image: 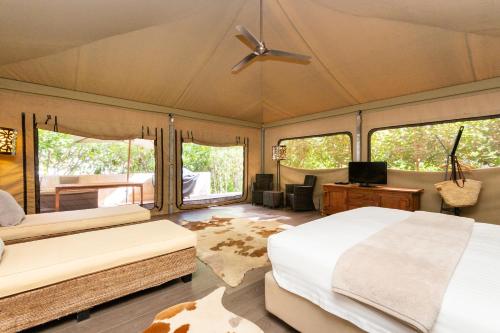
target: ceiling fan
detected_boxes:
[232,0,311,73]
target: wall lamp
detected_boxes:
[0,127,18,156]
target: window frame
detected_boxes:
[367,114,500,169]
[34,128,158,211]
[178,140,248,208]
[277,131,354,170]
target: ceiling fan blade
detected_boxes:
[236,25,262,49]
[266,49,311,62]
[232,52,259,73]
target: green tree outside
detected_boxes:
[280,134,352,169]
[38,130,155,175]
[370,118,499,171]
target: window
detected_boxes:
[37,129,156,212]
[369,117,499,171]
[181,142,244,203]
[279,133,352,170]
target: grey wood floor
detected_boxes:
[27,204,321,333]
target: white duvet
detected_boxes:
[268,207,500,333]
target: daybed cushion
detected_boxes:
[0,220,196,298]
[0,190,25,227]
[0,204,150,242]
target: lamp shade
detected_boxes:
[0,127,17,155]
[272,145,287,161]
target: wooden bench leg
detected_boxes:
[180,273,193,283]
[76,310,90,322]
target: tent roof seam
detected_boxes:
[276,0,360,104]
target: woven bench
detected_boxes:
[0,220,197,332]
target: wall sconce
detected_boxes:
[272,145,287,189]
[0,127,17,155]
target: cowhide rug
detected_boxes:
[182,216,290,287]
[143,287,263,333]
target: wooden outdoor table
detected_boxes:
[54,182,144,211]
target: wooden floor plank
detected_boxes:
[25,204,320,333]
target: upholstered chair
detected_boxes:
[251,174,274,205]
[285,175,317,211]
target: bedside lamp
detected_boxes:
[272,145,287,190]
[0,127,17,156]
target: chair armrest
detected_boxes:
[294,186,314,198]
[291,186,315,211]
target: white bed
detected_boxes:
[268,207,500,333]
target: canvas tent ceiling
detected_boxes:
[0,0,499,124]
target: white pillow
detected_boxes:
[0,190,25,227]
[0,238,4,260]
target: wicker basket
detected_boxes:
[435,179,482,208]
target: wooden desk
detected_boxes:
[322,184,423,215]
[54,182,144,211]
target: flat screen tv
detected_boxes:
[349,161,387,186]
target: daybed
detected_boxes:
[0,204,151,244]
[266,207,500,333]
[0,220,197,333]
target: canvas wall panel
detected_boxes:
[280,166,348,211]
[387,168,500,225]
[362,89,500,224]
[0,89,170,215]
[264,113,357,208]
[0,105,33,212]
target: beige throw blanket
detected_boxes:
[332,211,474,333]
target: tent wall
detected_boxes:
[0,90,262,215]
[265,90,500,225]
[0,89,170,215]
[363,89,500,224]
[1,86,498,224]
[0,100,31,212]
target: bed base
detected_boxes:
[265,271,365,333]
[0,247,196,333]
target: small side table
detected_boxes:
[263,191,283,209]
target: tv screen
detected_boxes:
[349,162,387,185]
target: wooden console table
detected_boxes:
[54,182,144,211]
[322,184,423,215]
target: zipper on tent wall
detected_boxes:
[261,128,265,173]
[168,114,175,214]
[32,115,40,213]
[21,113,27,213]
[355,111,362,161]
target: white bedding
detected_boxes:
[268,207,500,333]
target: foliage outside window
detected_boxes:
[182,143,244,196]
[279,133,352,170]
[370,117,499,171]
[38,129,155,176]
